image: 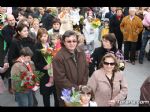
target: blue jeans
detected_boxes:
[15,90,33,107]
[139,30,150,61]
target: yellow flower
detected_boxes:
[91,18,101,29]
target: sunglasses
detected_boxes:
[65,40,77,43]
[103,62,115,66]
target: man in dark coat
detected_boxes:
[105,7,116,20]
[52,30,89,106]
[139,76,150,107]
[1,14,16,53]
[109,8,124,51]
[34,7,54,30]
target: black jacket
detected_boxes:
[34,12,54,30]
[8,37,35,66]
[34,42,55,96]
[109,14,123,38]
[1,24,16,51]
[89,46,117,77]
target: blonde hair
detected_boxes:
[31,18,39,27]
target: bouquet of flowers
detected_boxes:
[91,18,101,29]
[11,71,44,92]
[40,46,54,75]
[79,15,84,25]
[61,87,81,107]
[115,50,125,71]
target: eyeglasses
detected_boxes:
[103,62,115,66]
[65,40,77,43]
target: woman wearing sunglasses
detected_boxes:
[87,53,128,106]
[89,33,119,77]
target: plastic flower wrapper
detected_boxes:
[79,15,84,25]
[115,50,125,71]
[91,18,101,29]
[61,87,81,106]
[40,44,54,76]
[11,71,44,92]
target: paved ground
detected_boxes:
[0,57,150,107]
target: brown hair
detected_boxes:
[61,30,78,47]
[37,28,49,43]
[80,85,95,101]
[99,53,119,73]
[20,47,33,57]
[102,33,118,50]
[52,18,61,25]
[15,23,29,39]
[116,7,123,13]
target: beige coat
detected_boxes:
[59,13,73,35]
[120,15,143,42]
[87,68,128,106]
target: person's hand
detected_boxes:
[108,100,116,106]
[3,63,9,69]
[43,64,51,70]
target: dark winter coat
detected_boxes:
[8,37,35,66]
[89,46,117,77]
[109,14,124,50]
[1,24,16,51]
[34,12,54,30]
[52,47,89,106]
[33,42,55,96]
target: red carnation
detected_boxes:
[20,75,24,80]
[24,82,30,86]
[32,75,36,79]
[27,85,34,89]
[26,77,30,81]
[20,72,27,80]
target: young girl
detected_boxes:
[37,28,54,87]
[79,85,97,107]
[50,33,62,57]
[34,28,58,106]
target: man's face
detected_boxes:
[129,9,136,16]
[64,35,78,52]
[7,15,16,27]
[39,7,45,15]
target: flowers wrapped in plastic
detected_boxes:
[91,18,101,29]
[115,50,125,71]
[61,87,81,107]
[11,71,44,92]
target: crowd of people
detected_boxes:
[0,7,150,107]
